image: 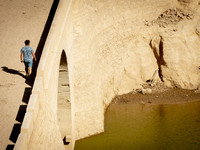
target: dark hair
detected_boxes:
[25,40,30,45]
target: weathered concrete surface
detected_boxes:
[72,0,200,140]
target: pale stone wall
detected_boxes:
[72,0,200,140]
[15,0,200,149]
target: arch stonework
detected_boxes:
[14,0,105,149]
[57,50,72,147]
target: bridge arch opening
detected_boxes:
[57,50,72,147]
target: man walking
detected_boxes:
[20,40,36,78]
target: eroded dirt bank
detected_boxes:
[113,83,200,105]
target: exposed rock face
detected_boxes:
[196,20,200,37]
[73,0,200,109]
[149,35,166,81]
[178,0,194,3]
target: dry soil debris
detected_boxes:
[145,8,193,28]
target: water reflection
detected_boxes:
[75,101,200,150]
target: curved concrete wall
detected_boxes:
[14,0,74,149]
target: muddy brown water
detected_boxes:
[75,98,200,150]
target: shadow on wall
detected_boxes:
[30,0,60,86]
[149,36,167,82]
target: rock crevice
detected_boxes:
[149,36,167,82]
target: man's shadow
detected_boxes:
[1,66,26,79]
[1,66,34,86]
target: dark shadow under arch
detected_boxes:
[57,50,72,148]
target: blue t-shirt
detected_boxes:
[21,46,34,62]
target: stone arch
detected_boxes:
[57,50,72,148]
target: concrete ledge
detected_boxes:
[37,34,54,77]
[14,133,28,150]
[32,76,45,106]
[21,112,34,143]
[27,94,39,123]
[32,77,43,95]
